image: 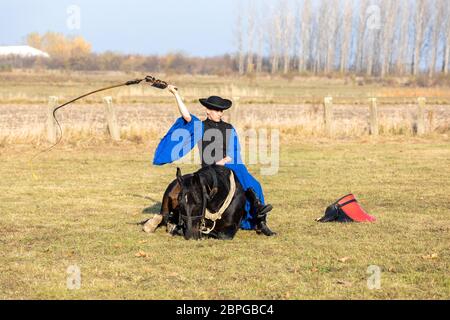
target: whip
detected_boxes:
[29,75,173,179]
[35,75,171,155]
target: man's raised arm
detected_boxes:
[168,85,192,122]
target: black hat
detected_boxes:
[199,96,232,111]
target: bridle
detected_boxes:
[179,168,235,236]
[200,170,235,235]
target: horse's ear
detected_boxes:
[198,174,211,201]
[176,167,183,185]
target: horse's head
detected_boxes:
[175,166,243,240]
[176,167,207,240]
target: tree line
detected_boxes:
[1,0,449,78]
[0,32,235,74]
[235,0,450,77]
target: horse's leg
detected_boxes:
[165,180,183,235]
[168,212,184,236]
[143,179,180,234]
[143,213,164,234]
[216,225,239,240]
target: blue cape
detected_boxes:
[153,115,265,230]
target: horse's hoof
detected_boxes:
[166,223,177,235]
[143,215,163,233]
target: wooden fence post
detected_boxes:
[369,98,379,136]
[47,96,58,143]
[103,96,120,141]
[416,97,426,135]
[323,96,334,136]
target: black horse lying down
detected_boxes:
[144,165,246,240]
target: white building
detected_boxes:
[0,46,50,58]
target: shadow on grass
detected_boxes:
[135,203,161,226]
[128,194,162,226]
[129,193,161,214]
[142,202,161,214]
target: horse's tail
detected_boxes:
[127,219,150,226]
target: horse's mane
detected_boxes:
[194,165,232,211]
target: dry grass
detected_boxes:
[0,139,449,299]
[1,71,449,146]
[0,102,449,146]
[2,70,450,105]
[0,71,449,299]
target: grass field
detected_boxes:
[1,70,449,299]
[2,70,450,106]
[1,138,449,299]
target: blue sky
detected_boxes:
[0,0,239,56]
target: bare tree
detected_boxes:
[234,4,246,75]
[412,0,428,75]
[255,24,264,73]
[443,2,450,74]
[339,0,353,73]
[298,0,312,72]
[324,4,338,73]
[282,10,295,74]
[364,2,378,76]
[253,1,265,74]
[395,1,411,75]
[355,0,369,73]
[268,5,282,74]
[246,1,256,74]
[316,0,328,73]
[308,1,319,74]
[380,0,399,78]
[429,0,445,77]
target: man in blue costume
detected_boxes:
[151,85,276,236]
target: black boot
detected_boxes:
[256,220,277,236]
[246,188,277,236]
[245,188,273,217]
